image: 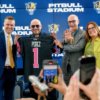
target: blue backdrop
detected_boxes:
[0,0,100,69]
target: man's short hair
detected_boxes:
[4,16,15,21]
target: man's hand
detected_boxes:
[14,35,20,44]
[54,39,63,48]
[50,33,57,39]
[49,67,80,100]
[64,76,80,100]
[64,30,74,43]
[48,67,67,95]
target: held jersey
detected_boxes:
[18,33,54,82]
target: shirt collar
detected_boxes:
[89,37,100,42]
[94,37,100,41]
[72,29,79,36]
[4,30,11,38]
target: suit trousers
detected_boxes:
[2,66,16,100]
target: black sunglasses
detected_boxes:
[31,25,40,28]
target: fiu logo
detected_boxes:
[25,2,36,15]
[48,24,59,33]
[93,0,100,14]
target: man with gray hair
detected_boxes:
[54,14,86,85]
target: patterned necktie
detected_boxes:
[7,35,15,68]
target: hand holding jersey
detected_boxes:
[18,19,58,100]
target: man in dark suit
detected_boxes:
[0,16,17,100]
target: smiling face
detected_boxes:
[4,18,15,34]
[67,15,79,32]
[85,22,100,41]
[30,19,42,36]
[87,24,98,38]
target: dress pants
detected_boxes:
[3,66,16,100]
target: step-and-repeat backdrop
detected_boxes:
[0,0,100,70]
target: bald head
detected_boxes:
[68,14,79,21]
[67,14,79,32]
[30,19,42,27]
[30,19,42,36]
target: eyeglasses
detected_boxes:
[31,25,40,28]
[68,20,76,24]
[88,27,95,31]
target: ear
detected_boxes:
[77,19,80,25]
[40,25,42,30]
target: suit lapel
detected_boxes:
[1,31,6,56]
[1,31,6,49]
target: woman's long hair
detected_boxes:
[85,22,100,42]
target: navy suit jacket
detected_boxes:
[0,31,17,78]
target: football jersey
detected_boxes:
[18,33,54,82]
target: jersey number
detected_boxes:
[33,48,39,68]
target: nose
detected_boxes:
[34,26,38,29]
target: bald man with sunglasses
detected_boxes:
[17,19,59,100]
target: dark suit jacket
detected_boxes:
[0,31,17,78]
